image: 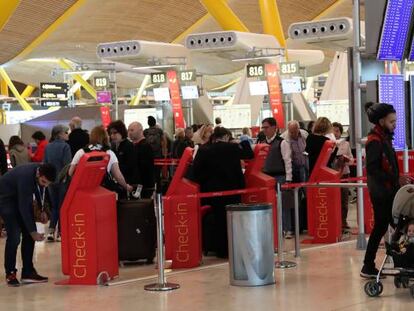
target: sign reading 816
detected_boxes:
[247,64,265,78]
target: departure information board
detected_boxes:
[377,0,414,61]
[378,74,406,150]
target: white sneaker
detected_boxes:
[55,233,61,242]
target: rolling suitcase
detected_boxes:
[117,198,156,264]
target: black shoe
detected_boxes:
[21,271,48,284]
[6,272,20,287]
[360,265,386,279]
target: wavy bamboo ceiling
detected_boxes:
[0,0,353,88]
[0,0,77,64]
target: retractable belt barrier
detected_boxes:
[163,145,278,269]
[57,152,118,285]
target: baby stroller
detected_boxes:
[364,185,414,298]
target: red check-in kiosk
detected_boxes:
[242,144,278,248]
[164,148,201,269]
[306,141,342,243]
[57,152,118,285]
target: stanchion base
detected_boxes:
[356,233,367,250]
[144,282,180,291]
[275,261,297,269]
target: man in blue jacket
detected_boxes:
[0,163,56,286]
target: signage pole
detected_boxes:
[145,192,180,291]
[353,0,367,250]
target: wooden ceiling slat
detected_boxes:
[0,0,77,64]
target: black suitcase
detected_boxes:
[117,199,156,264]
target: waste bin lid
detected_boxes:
[226,203,272,212]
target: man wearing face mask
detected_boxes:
[0,163,56,286]
[361,102,410,278]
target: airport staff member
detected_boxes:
[361,102,410,278]
[0,163,56,287]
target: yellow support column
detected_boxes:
[130,75,151,106]
[258,0,286,48]
[0,68,32,111]
[0,0,21,32]
[199,0,249,32]
[58,59,97,99]
[21,85,36,98]
[1,79,9,97]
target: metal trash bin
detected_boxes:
[226,203,275,287]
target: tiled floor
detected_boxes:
[2,202,412,310]
[1,232,413,310]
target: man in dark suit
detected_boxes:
[0,163,56,286]
[193,127,253,257]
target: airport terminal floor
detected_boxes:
[1,236,412,310]
[0,206,412,310]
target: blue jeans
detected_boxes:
[0,205,35,276]
[48,183,67,233]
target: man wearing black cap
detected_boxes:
[361,102,410,278]
[0,163,56,286]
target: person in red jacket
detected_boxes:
[30,131,48,162]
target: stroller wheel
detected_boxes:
[410,285,414,298]
[364,280,383,297]
[394,276,402,288]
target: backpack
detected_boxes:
[144,127,162,156]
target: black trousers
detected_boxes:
[0,207,35,276]
[363,197,393,267]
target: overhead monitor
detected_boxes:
[378,74,406,150]
[181,85,199,100]
[281,77,302,94]
[377,0,414,61]
[213,104,251,129]
[248,81,269,96]
[153,87,171,101]
[124,108,158,128]
[96,91,112,104]
[316,100,350,126]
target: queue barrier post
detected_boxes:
[145,192,180,291]
[275,183,296,269]
[57,152,118,285]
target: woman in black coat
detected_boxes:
[193,127,253,258]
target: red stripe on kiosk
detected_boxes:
[167,70,186,129]
[265,63,285,129]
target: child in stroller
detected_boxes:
[364,185,414,298]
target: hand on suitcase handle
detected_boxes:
[131,184,143,199]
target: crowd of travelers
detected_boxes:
[0,114,354,286]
